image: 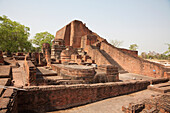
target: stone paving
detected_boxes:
[36,67,57,76]
[119,73,155,81]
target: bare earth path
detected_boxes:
[12,60,26,87]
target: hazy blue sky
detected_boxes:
[0,0,170,54]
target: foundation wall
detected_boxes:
[100,42,169,78]
[0,89,17,113]
[24,60,36,85]
[18,80,150,112]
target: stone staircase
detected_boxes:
[84,45,128,74]
[99,50,128,73]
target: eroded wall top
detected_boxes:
[55,20,104,48]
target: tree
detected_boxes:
[164,43,170,55]
[141,52,147,59]
[0,15,32,53]
[31,31,54,49]
[141,51,169,60]
[110,39,123,47]
[164,43,170,60]
[129,44,138,51]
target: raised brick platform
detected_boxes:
[0,66,12,79]
[148,82,170,93]
[0,88,17,113]
[51,64,96,83]
[36,67,57,77]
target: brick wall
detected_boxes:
[122,94,170,113]
[55,27,66,40]
[64,24,71,46]
[0,89,17,113]
[54,20,105,48]
[70,20,92,48]
[24,60,36,86]
[98,65,119,82]
[118,48,138,57]
[17,80,150,112]
[81,34,98,48]
[144,95,170,113]
[45,49,51,66]
[100,42,169,78]
[50,64,96,83]
[85,45,111,65]
[0,51,4,64]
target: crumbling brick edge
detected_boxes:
[17,78,169,112]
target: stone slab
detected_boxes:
[119,73,155,81]
[2,89,13,98]
[0,97,10,109]
[148,82,170,93]
[4,57,18,68]
[64,65,94,70]
[0,66,11,78]
[43,76,65,81]
[12,67,25,87]
[52,64,94,70]
[36,67,57,76]
[0,78,10,86]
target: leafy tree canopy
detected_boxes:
[31,31,54,49]
[164,43,170,55]
[0,15,32,52]
[129,44,138,51]
[140,51,169,60]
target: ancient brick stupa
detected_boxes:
[54,20,104,48]
[51,20,106,60]
[50,20,169,79]
[49,20,120,83]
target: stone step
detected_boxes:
[99,49,125,71]
[119,70,128,74]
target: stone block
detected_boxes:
[24,60,36,86]
[2,89,13,98]
[0,66,12,79]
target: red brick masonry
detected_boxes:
[17,80,152,112]
[100,42,170,78]
[23,59,36,86]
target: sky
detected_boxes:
[0,0,170,54]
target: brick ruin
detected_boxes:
[0,20,170,113]
[51,20,170,78]
[0,51,4,65]
[122,91,170,113]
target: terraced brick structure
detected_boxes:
[0,20,169,113]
